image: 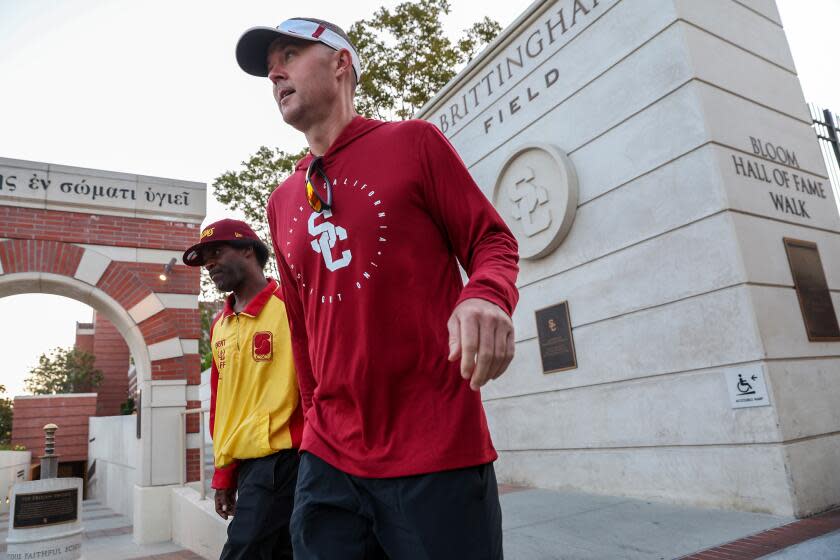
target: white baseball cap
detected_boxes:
[236,17,362,82]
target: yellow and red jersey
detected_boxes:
[209,278,303,489]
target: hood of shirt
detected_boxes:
[294,116,388,172]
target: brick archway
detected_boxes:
[0,239,200,386]
[0,157,206,502]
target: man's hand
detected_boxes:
[447,298,515,391]
[214,488,237,520]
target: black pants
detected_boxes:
[291,452,503,559]
[219,450,299,560]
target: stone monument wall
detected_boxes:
[419,0,840,516]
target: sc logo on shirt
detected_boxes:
[253,331,273,362]
[309,210,352,272]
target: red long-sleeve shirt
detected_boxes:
[267,117,519,477]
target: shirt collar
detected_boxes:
[220,278,279,320]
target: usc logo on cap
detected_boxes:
[200,227,215,240]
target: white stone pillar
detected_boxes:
[417,0,840,517]
[134,378,186,543]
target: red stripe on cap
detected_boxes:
[312,24,326,38]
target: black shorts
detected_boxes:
[291,452,503,559]
[219,449,299,560]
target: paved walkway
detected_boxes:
[1,500,200,560]
[498,485,840,559]
[2,489,839,558]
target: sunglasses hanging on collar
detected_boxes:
[305,156,332,213]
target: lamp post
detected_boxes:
[39,424,59,480]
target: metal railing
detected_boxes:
[179,406,210,500]
[809,103,840,212]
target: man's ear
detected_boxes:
[236,244,254,261]
[335,48,354,81]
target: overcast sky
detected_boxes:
[0,0,838,397]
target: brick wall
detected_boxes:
[186,448,201,483]
[122,262,199,296]
[75,323,94,354]
[185,398,204,481]
[0,239,84,276]
[11,394,98,463]
[0,206,198,251]
[186,401,202,434]
[92,314,130,416]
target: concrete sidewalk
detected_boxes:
[1,500,199,560]
[499,486,840,559]
[3,488,839,559]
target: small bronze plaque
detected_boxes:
[783,238,840,341]
[13,488,78,528]
[535,301,577,373]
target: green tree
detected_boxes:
[350,0,501,120]
[207,146,308,369]
[0,385,12,447]
[198,300,226,371]
[119,397,136,415]
[24,347,103,395]
[212,146,309,282]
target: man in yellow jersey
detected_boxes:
[183,218,303,560]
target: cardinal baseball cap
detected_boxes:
[182,219,264,266]
[236,17,362,82]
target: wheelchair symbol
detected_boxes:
[736,374,756,396]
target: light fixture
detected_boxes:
[160,258,177,281]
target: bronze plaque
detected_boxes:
[535,301,577,373]
[13,488,78,528]
[783,238,840,341]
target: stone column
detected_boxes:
[418,0,840,517]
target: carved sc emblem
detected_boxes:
[492,144,578,260]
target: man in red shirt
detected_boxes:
[236,17,519,559]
